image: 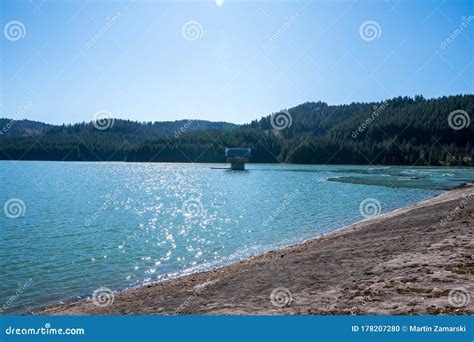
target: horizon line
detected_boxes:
[3,92,472,127]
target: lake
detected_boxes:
[1,161,473,314]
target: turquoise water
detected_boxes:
[1,161,474,314]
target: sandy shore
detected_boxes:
[39,185,474,315]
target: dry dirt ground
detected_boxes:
[39,185,474,315]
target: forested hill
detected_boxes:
[0,118,235,138]
[1,94,473,165]
[0,119,236,161]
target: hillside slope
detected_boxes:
[1,95,472,165]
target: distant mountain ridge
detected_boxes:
[1,94,473,165]
[0,118,235,137]
[0,119,53,137]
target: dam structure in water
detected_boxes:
[225,148,251,170]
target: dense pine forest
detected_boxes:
[1,95,473,165]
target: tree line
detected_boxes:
[1,94,472,166]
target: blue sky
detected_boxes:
[1,0,473,124]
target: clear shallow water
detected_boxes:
[1,161,474,314]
